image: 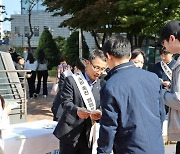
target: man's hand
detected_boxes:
[77,107,91,119]
[90,109,102,121]
[162,81,171,87]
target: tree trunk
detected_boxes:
[127,33,133,48]
[91,30,101,49]
[127,33,145,48]
[137,35,145,48]
[27,10,34,52]
[102,33,107,47]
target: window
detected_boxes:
[24,26,29,37]
[34,26,39,37]
[44,26,49,30]
[15,27,20,35]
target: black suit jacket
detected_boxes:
[53,74,101,144]
[51,73,66,120]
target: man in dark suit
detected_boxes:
[153,47,176,89]
[52,58,86,121]
[97,35,165,154]
[53,49,107,154]
[153,47,176,114]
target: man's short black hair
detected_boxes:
[102,35,131,59]
[158,20,180,44]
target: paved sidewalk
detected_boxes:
[26,77,56,122]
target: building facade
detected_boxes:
[10,0,95,50]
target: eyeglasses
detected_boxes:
[90,62,106,72]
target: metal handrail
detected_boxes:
[0,70,31,73]
[0,70,30,123]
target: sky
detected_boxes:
[2,0,21,32]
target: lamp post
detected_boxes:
[79,28,82,59]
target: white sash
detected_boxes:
[72,72,96,111]
[160,61,172,81]
[72,72,99,152]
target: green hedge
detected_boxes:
[48,70,57,77]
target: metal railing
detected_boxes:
[0,70,30,123]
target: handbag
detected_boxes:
[51,83,59,95]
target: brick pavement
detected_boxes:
[26,77,56,122]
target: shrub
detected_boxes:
[48,70,57,77]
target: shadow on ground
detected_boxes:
[26,78,56,122]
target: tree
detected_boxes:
[22,0,42,51]
[14,46,24,56]
[0,5,13,39]
[35,29,60,69]
[43,0,117,48]
[64,31,89,66]
[43,0,180,48]
[54,36,66,57]
[0,5,13,22]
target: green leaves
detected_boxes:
[64,31,89,66]
[43,0,180,47]
[35,29,60,69]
